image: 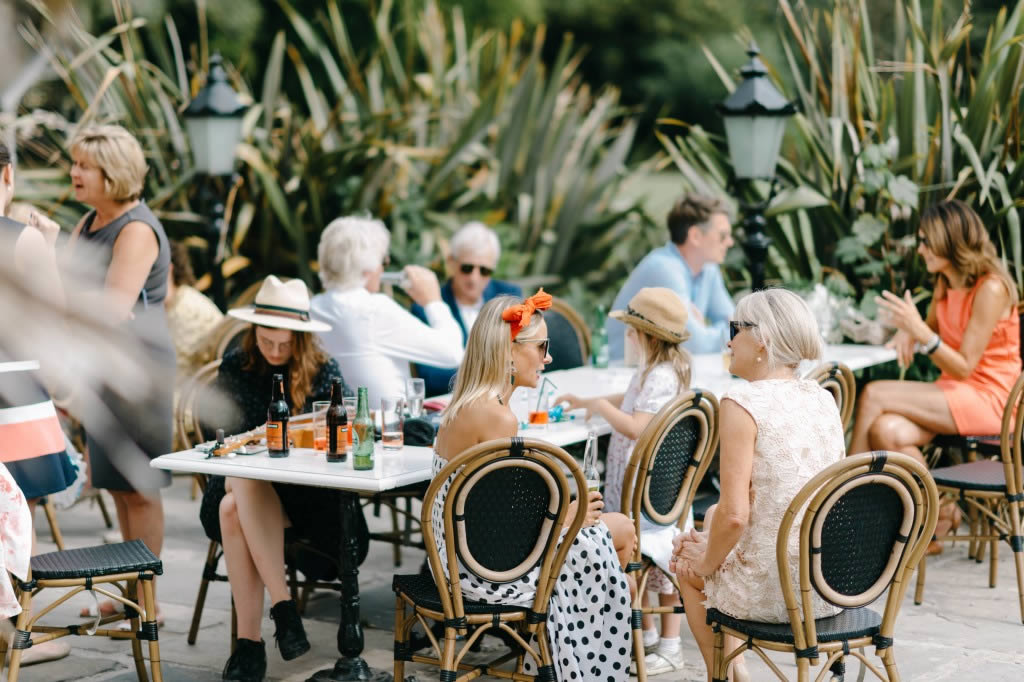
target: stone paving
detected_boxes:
[10,475,1024,681]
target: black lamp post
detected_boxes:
[718,42,796,291]
[183,53,246,310]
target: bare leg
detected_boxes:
[601,511,637,570]
[658,594,681,638]
[110,489,164,614]
[680,577,714,678]
[220,490,266,641]
[850,380,957,458]
[224,478,291,604]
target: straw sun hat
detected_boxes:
[609,287,689,344]
[227,275,331,333]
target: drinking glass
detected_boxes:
[342,396,357,452]
[381,397,404,450]
[582,430,601,493]
[406,377,425,418]
[527,387,549,426]
[312,401,330,453]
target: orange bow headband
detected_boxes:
[502,289,553,340]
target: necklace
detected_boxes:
[496,393,505,405]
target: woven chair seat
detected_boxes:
[31,540,163,580]
[393,574,526,616]
[930,459,1007,493]
[708,607,881,645]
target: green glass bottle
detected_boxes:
[352,387,375,470]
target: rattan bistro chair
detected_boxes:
[392,437,588,682]
[1,540,163,682]
[620,390,720,682]
[806,361,856,432]
[708,452,938,682]
[914,370,1024,623]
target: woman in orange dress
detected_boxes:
[851,199,1020,542]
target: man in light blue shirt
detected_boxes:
[607,194,735,359]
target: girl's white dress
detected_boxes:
[0,462,31,618]
[604,362,689,594]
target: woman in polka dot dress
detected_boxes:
[433,290,636,681]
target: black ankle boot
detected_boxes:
[222,638,267,681]
[269,599,310,661]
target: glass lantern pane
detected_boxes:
[724,115,787,180]
[186,116,244,176]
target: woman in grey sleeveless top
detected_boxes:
[68,126,174,616]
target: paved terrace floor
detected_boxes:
[11,475,1024,681]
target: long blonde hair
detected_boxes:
[241,326,329,414]
[441,295,545,427]
[632,326,691,389]
[921,200,1019,306]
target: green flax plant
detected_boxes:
[13,0,659,308]
[659,0,1024,311]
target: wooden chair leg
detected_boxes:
[914,556,926,605]
[441,626,458,678]
[393,595,406,681]
[990,519,1000,589]
[390,502,401,567]
[128,580,149,682]
[188,540,220,645]
[1007,502,1024,624]
[631,595,647,682]
[142,576,163,682]
[94,490,114,529]
[42,499,65,551]
[881,646,900,682]
[711,626,725,682]
[5,585,33,682]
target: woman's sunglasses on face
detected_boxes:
[459,263,494,277]
[729,321,757,341]
[515,338,550,356]
[917,232,930,249]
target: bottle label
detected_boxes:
[329,425,348,454]
[267,421,286,451]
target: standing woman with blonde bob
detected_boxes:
[433,290,636,681]
[67,125,175,619]
[850,200,1020,546]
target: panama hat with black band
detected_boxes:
[608,287,689,344]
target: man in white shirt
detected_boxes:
[311,216,464,407]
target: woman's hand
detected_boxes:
[27,210,61,248]
[402,265,442,306]
[885,330,917,369]
[565,490,604,528]
[875,290,932,344]
[554,393,592,420]
[670,528,711,579]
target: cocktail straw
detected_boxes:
[536,376,558,412]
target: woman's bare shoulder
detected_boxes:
[436,399,518,459]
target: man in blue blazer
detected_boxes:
[411,222,522,396]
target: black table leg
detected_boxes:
[308,491,393,682]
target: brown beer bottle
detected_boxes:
[267,373,290,457]
[326,379,348,463]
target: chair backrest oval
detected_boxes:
[999,369,1024,498]
[622,390,720,529]
[422,437,587,620]
[544,298,591,372]
[176,359,223,449]
[776,450,938,653]
[807,361,856,431]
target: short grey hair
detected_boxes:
[734,288,823,369]
[317,216,390,291]
[450,221,500,263]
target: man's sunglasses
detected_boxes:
[515,338,550,356]
[459,263,494,277]
[729,320,758,341]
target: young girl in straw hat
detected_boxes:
[556,286,692,675]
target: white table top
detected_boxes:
[151,442,434,493]
[513,344,897,448]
